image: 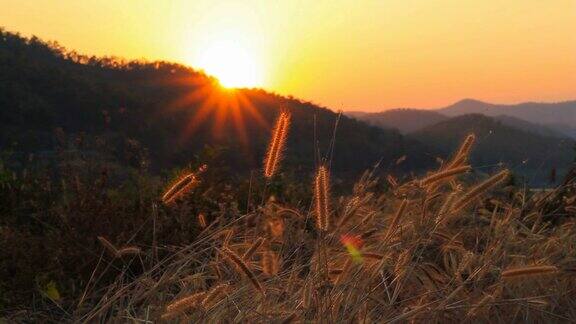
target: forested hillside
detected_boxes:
[0,29,435,180]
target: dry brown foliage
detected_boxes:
[70,131,576,323]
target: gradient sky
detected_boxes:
[1,0,575,111]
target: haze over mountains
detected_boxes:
[413,114,574,182]
[441,99,576,124]
[349,99,576,185]
[349,99,576,138]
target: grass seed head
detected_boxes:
[314,164,331,232]
[264,110,291,178]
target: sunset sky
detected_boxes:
[1,0,575,111]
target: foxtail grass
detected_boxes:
[201,283,229,309]
[447,133,476,168]
[314,165,330,232]
[164,291,207,317]
[501,265,558,279]
[385,199,408,239]
[219,247,264,295]
[262,249,280,276]
[97,236,140,258]
[116,246,141,257]
[242,237,264,260]
[451,170,509,212]
[420,165,471,186]
[161,164,206,205]
[97,236,118,257]
[198,213,207,228]
[263,110,291,178]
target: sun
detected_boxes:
[196,39,263,88]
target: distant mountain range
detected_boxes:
[440,99,576,137]
[440,98,576,122]
[348,99,576,185]
[349,98,576,139]
[347,109,448,134]
[412,114,575,184]
[492,115,566,139]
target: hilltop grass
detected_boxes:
[1,117,576,322]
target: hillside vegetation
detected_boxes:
[0,29,434,180]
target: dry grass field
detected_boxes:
[35,112,573,323]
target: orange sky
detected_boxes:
[1,0,575,111]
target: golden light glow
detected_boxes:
[164,74,268,147]
[1,0,575,109]
[195,39,262,88]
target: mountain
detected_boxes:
[438,99,576,138]
[411,114,576,186]
[0,29,436,179]
[546,123,576,139]
[346,111,369,119]
[493,115,565,138]
[352,98,576,139]
[347,109,448,133]
[436,99,496,116]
